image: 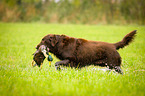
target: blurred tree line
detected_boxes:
[0,0,145,24]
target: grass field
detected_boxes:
[0,23,145,96]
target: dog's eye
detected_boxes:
[50,37,53,39]
[49,37,53,41]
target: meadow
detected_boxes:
[0,23,145,96]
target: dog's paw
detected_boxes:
[55,66,61,71]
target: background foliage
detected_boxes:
[0,0,145,24]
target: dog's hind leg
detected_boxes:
[107,51,123,74]
[107,62,123,74]
[55,60,70,70]
[109,61,123,74]
[114,66,123,74]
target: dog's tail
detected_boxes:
[114,30,137,50]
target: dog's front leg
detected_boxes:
[55,60,70,70]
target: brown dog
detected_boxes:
[35,30,137,74]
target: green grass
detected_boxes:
[0,23,145,96]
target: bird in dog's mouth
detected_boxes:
[32,45,53,70]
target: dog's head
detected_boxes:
[36,34,61,51]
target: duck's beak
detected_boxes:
[40,63,43,70]
[32,60,35,66]
[32,60,37,67]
